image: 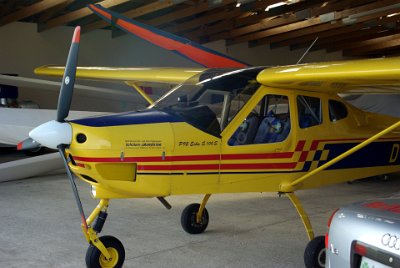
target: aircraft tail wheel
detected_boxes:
[85,235,125,268]
[304,235,326,268]
[181,203,209,234]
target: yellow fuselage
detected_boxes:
[67,86,400,199]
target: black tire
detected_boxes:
[181,203,209,234]
[304,235,326,268]
[85,235,125,268]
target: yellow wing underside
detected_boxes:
[36,56,400,94]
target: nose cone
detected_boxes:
[29,120,72,149]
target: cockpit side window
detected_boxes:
[297,95,322,129]
[329,100,348,122]
[228,94,291,146]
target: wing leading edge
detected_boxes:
[257,57,400,94]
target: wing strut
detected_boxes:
[125,81,154,105]
[280,119,400,193]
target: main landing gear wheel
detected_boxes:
[304,235,326,268]
[85,235,125,268]
[181,203,209,234]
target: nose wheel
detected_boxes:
[86,235,125,268]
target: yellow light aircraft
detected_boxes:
[18,25,400,268]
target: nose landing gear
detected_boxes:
[82,199,126,268]
[86,235,125,268]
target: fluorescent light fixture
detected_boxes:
[236,2,241,7]
[265,2,286,11]
[387,12,400,17]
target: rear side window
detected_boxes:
[329,100,348,122]
[297,95,322,128]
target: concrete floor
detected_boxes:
[1,160,399,267]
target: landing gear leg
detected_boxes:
[181,194,211,234]
[84,199,125,268]
[59,147,125,267]
[285,192,325,268]
[286,192,314,240]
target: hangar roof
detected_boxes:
[0,0,399,57]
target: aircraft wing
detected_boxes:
[34,66,206,85]
[257,57,400,94]
[87,4,248,68]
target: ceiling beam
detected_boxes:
[184,0,318,42]
[111,0,237,39]
[39,0,132,31]
[248,0,400,48]
[37,0,74,23]
[145,0,237,27]
[326,29,400,53]
[284,14,400,50]
[206,0,328,42]
[343,32,400,56]
[162,4,241,35]
[83,0,186,33]
[0,0,68,26]
[309,26,388,51]
[271,23,365,49]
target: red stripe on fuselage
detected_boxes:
[221,152,293,160]
[73,150,294,163]
[137,162,296,171]
[295,140,306,151]
[138,164,219,171]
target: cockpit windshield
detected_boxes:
[150,67,264,137]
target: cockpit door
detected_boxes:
[219,87,296,192]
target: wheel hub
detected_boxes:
[99,247,119,268]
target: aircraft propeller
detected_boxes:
[18,26,89,229]
[18,27,80,151]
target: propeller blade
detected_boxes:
[57,26,81,122]
[17,138,41,151]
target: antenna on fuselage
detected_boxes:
[296,37,319,64]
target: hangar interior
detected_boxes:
[1,1,400,268]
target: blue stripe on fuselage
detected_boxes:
[320,141,400,169]
[70,109,183,127]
